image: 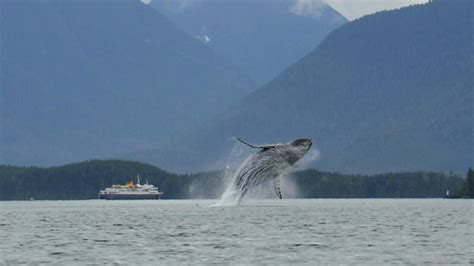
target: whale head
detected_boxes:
[284,138,312,164]
[289,138,312,152]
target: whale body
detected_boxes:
[230,138,312,204]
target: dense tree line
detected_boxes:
[468,168,474,198]
[0,160,218,200]
[289,169,465,198]
[0,160,466,200]
[449,168,474,198]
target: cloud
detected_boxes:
[290,0,429,21]
[324,0,430,21]
[157,0,202,13]
[289,0,327,19]
[175,0,200,9]
[148,0,429,21]
[166,0,201,10]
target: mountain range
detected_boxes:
[1,0,254,165]
[0,0,344,167]
[151,0,346,86]
[126,0,473,174]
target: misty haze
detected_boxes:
[0,0,472,265]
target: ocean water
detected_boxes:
[0,199,472,265]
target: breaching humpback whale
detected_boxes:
[230,137,312,204]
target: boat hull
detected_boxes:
[98,193,162,200]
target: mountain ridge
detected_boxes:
[151,0,347,86]
[0,0,254,166]
[126,0,473,174]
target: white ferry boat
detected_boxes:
[98,175,163,200]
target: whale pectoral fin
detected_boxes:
[273,178,282,199]
[236,137,277,150]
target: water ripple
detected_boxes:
[0,199,472,265]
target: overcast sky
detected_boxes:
[321,0,429,20]
[143,0,430,21]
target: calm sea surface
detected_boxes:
[0,199,472,265]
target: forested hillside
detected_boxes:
[0,160,464,200]
[0,160,216,200]
[128,0,473,174]
[0,0,253,166]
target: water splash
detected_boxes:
[213,138,318,206]
[213,187,240,206]
[210,139,254,206]
[294,148,320,169]
[214,158,291,206]
[212,155,252,206]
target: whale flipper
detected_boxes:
[273,178,282,199]
[236,137,277,150]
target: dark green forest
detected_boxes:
[0,160,468,200]
[450,168,474,198]
[291,169,468,199]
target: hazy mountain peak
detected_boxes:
[289,0,327,19]
[151,0,347,86]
